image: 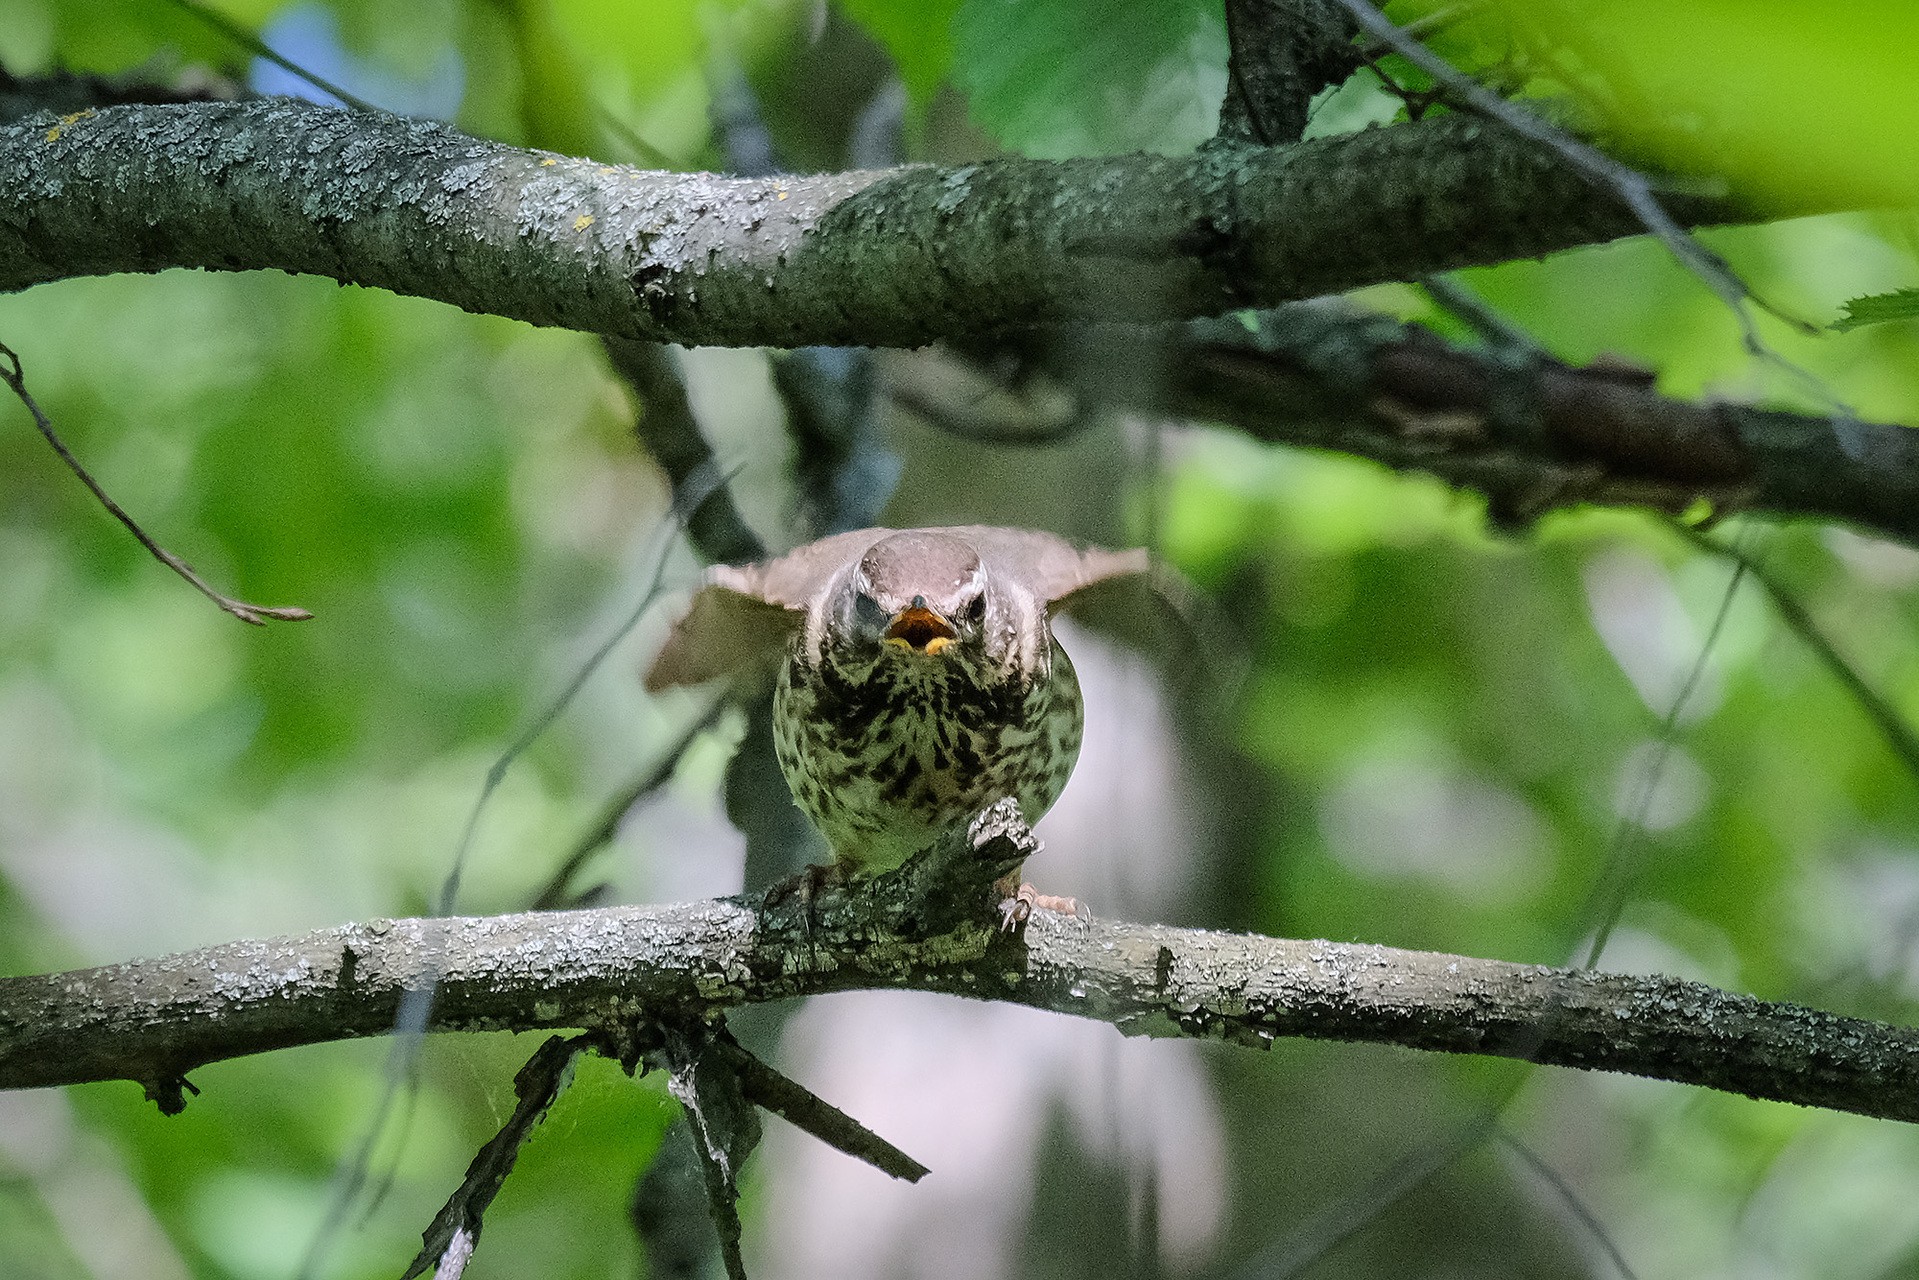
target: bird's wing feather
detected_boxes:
[644,580,803,690]
[644,530,896,689]
[730,528,894,606]
[945,526,1151,607]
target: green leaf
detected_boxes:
[952,0,1226,157]
[1833,287,1919,333]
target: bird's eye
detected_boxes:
[963,593,986,625]
[854,591,888,632]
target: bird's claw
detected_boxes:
[997,883,1089,932]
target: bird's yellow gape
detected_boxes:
[884,605,956,654]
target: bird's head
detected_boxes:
[825,531,998,673]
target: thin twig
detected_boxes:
[162,0,379,114]
[436,458,743,916]
[1250,513,1753,1275]
[528,700,727,912]
[1331,0,1850,428]
[1355,2,1479,59]
[1579,523,1750,969]
[1674,520,1919,790]
[664,1025,759,1280]
[1420,275,1543,356]
[1497,1129,1641,1280]
[305,464,741,1276]
[886,376,1089,448]
[295,982,434,1280]
[1240,1111,1498,1278]
[718,1037,930,1183]
[0,341,312,626]
[403,1035,587,1280]
[593,103,676,169]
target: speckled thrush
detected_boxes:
[645,526,1149,895]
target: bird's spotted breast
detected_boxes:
[773,640,1082,873]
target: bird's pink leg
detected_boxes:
[994,872,1090,930]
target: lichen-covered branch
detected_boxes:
[0,99,1753,349]
[3,882,1917,1124]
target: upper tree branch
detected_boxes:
[0,99,1760,348]
[4,887,1917,1125]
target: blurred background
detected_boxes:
[2,1,1919,1277]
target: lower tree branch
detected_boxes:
[4,870,1917,1125]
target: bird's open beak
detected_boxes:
[884,605,957,655]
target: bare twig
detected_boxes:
[403,1035,586,1280]
[1355,2,1479,59]
[1329,0,1842,426]
[1675,521,1919,789]
[1497,1129,1640,1280]
[294,981,433,1280]
[528,701,726,912]
[1248,515,1750,1275]
[1238,1111,1496,1278]
[717,1036,929,1183]
[664,1024,759,1280]
[887,378,1088,449]
[307,466,740,1277]
[0,341,312,626]
[161,0,379,114]
[772,347,897,536]
[1579,526,1749,968]
[606,340,764,566]
[1419,274,1543,356]
[633,1118,720,1280]
[436,459,739,916]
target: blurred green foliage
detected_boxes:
[3,1,1919,1278]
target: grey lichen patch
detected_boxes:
[935,167,976,214]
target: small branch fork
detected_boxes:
[0,341,312,625]
[395,806,1031,1278]
[403,1014,932,1280]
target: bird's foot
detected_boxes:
[764,862,844,941]
[996,881,1091,931]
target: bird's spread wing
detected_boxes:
[644,526,1157,689]
[727,528,894,607]
[643,530,893,690]
[945,526,1152,608]
[644,577,804,691]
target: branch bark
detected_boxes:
[0,99,1757,348]
[1145,308,1919,547]
[1220,0,1361,145]
[5,884,1918,1125]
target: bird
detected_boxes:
[645,525,1150,916]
